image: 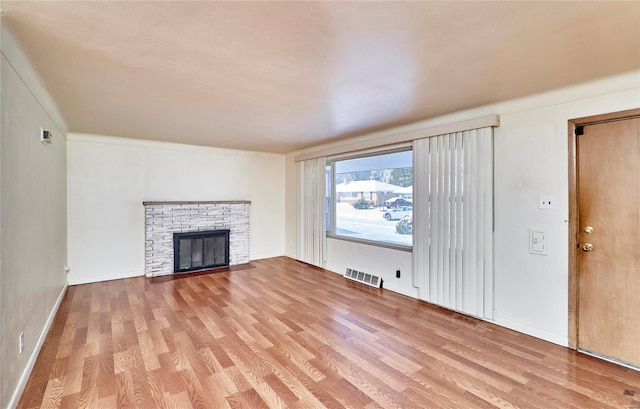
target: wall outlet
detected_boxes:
[538,195,556,209]
[396,269,401,278]
[19,332,24,354]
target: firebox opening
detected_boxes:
[173,230,230,273]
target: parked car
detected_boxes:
[382,206,412,221]
[384,197,412,208]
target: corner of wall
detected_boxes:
[0,23,68,136]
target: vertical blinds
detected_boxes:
[295,126,494,319]
[412,127,494,319]
[296,157,326,267]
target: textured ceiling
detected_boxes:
[3,1,639,153]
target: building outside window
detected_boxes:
[327,149,412,248]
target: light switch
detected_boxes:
[530,229,548,255]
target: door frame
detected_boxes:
[567,107,640,349]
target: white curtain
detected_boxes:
[412,127,493,319]
[296,157,326,267]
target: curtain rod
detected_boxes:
[295,115,499,162]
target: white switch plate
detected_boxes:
[539,195,556,209]
[530,229,548,255]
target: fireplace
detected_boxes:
[173,230,230,273]
[143,201,250,277]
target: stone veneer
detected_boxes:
[143,201,250,277]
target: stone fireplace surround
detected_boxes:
[143,201,250,277]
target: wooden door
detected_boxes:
[577,117,640,367]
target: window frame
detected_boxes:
[326,146,413,252]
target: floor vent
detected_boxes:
[344,268,382,288]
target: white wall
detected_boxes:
[491,83,637,344]
[326,239,416,298]
[285,71,640,346]
[0,28,68,409]
[67,134,285,285]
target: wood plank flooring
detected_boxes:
[18,256,640,408]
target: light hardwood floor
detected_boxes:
[18,257,640,408]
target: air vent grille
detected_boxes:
[344,268,382,288]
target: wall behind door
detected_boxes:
[285,71,640,346]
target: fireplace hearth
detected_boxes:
[173,230,230,273]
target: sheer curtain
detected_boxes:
[412,127,494,319]
[296,157,326,267]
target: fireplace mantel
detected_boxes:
[143,200,251,206]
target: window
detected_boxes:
[327,149,412,249]
[296,118,497,319]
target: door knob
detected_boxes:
[583,226,593,234]
[582,243,593,252]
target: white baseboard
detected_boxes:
[67,271,142,285]
[310,261,569,348]
[8,282,68,409]
[493,316,568,347]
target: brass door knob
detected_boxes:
[583,226,593,234]
[582,243,593,252]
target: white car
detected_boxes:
[382,206,412,221]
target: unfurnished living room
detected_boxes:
[1,1,640,408]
